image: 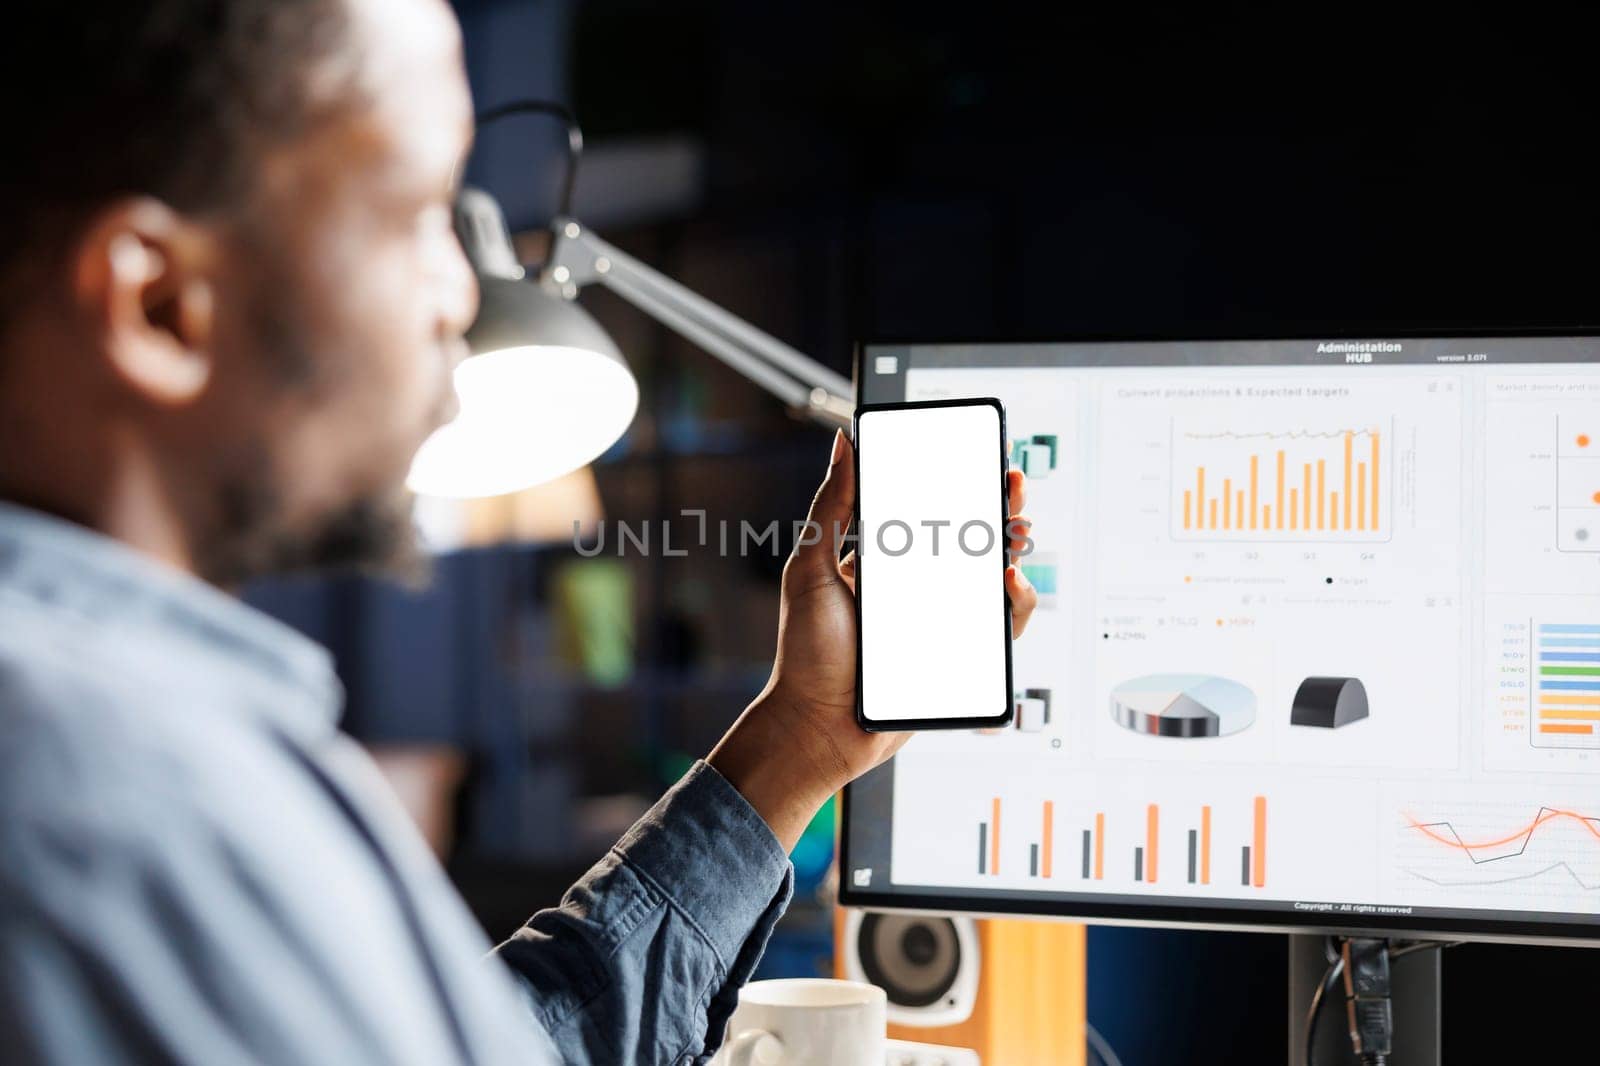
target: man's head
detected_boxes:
[0,0,477,585]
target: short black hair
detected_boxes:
[1,1,352,320]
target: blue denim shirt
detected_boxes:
[0,502,794,1065]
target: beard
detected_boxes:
[198,464,432,590]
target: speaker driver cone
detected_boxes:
[855,913,962,1008]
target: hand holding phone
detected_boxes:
[854,398,1016,731]
[709,425,1035,848]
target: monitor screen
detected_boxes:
[840,335,1600,943]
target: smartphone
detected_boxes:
[853,397,1014,731]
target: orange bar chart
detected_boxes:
[1002,797,1264,889]
[1146,804,1160,883]
[992,797,1001,875]
[1239,796,1269,887]
[1370,431,1380,528]
[1252,796,1267,888]
[1042,801,1054,878]
[1343,432,1353,529]
[1275,451,1285,530]
[1177,424,1387,539]
[1094,812,1105,880]
[1249,455,1259,529]
[1316,460,1326,528]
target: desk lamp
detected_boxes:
[407,100,854,499]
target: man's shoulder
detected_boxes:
[0,614,170,779]
[0,651,301,952]
[0,614,343,907]
[0,615,243,879]
[0,641,169,819]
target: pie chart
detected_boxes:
[1111,673,1256,737]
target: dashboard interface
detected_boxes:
[841,337,1600,939]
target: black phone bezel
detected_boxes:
[852,396,1016,733]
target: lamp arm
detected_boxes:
[546,218,854,429]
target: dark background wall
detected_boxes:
[252,4,1600,1064]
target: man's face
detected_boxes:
[193,0,477,583]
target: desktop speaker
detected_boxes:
[835,909,1086,1065]
[841,911,980,1026]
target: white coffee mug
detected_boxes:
[711,978,886,1066]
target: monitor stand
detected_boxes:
[1287,934,1442,1065]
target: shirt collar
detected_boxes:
[0,500,342,740]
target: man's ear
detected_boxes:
[71,198,218,406]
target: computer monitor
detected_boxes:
[840,335,1600,945]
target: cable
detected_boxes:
[1303,937,1345,1066]
[1086,1022,1123,1066]
[1303,938,1462,1066]
[1389,939,1464,959]
[471,99,584,222]
[1342,939,1392,1065]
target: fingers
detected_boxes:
[839,550,856,594]
[1005,470,1032,559]
[1005,475,1036,634]
[790,429,855,585]
[1007,514,1033,558]
[1006,563,1039,637]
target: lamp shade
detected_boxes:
[408,280,638,498]
[407,187,639,498]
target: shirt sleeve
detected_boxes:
[492,760,795,1066]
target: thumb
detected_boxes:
[791,429,855,580]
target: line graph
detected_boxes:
[1405,863,1600,891]
[1407,807,1600,861]
[1184,428,1380,442]
[1397,803,1600,905]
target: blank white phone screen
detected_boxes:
[857,402,1009,725]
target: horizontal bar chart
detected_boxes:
[1532,623,1600,749]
